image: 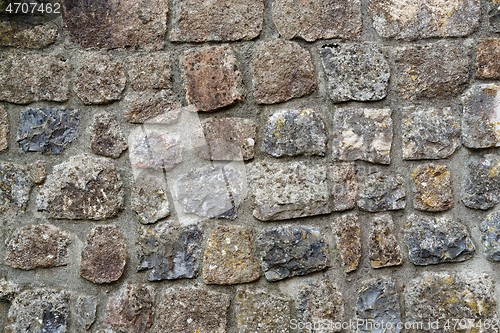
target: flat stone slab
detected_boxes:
[480,211,500,261]
[131,172,170,224]
[90,112,127,158]
[462,154,500,210]
[411,164,453,212]
[477,39,500,80]
[369,214,403,268]
[334,212,361,273]
[0,21,58,49]
[357,169,406,212]
[0,162,33,214]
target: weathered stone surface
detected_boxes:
[477,39,500,79]
[332,108,393,164]
[320,44,390,102]
[17,107,79,155]
[5,289,69,333]
[90,112,127,158]
[181,46,243,112]
[0,162,32,214]
[490,0,500,32]
[462,154,500,210]
[4,224,71,270]
[480,211,500,261]
[252,40,316,104]
[257,226,329,281]
[369,214,403,268]
[124,90,182,124]
[131,172,170,224]
[37,154,124,220]
[154,288,230,333]
[80,225,127,284]
[330,163,357,212]
[411,164,453,212]
[137,222,202,281]
[262,108,327,157]
[128,53,172,91]
[404,214,475,266]
[357,169,406,212]
[0,279,19,302]
[0,21,58,48]
[106,284,154,333]
[73,295,97,331]
[394,42,470,99]
[402,106,461,160]
[249,162,331,221]
[203,225,260,285]
[272,0,362,41]
[404,272,497,332]
[28,160,47,185]
[0,53,70,104]
[334,212,361,273]
[170,0,263,42]
[369,0,480,40]
[62,0,168,50]
[0,105,7,151]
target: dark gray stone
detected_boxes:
[72,295,97,332]
[90,112,127,158]
[357,169,406,212]
[480,211,500,261]
[489,0,500,32]
[131,172,170,224]
[0,162,32,214]
[462,154,500,210]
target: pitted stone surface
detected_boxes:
[28,160,47,185]
[128,53,172,91]
[90,112,127,158]
[131,172,170,224]
[181,45,243,112]
[252,40,316,104]
[332,108,393,164]
[477,39,500,80]
[0,105,7,151]
[0,21,58,49]
[402,106,461,160]
[262,108,327,157]
[368,0,480,40]
[411,164,453,212]
[330,163,357,211]
[0,162,32,214]
[462,154,500,210]
[404,214,475,266]
[480,211,500,261]
[320,44,390,102]
[124,90,182,124]
[490,0,500,32]
[334,212,361,273]
[357,169,406,212]
[369,214,403,268]
[257,226,329,281]
[37,154,124,220]
[4,224,71,270]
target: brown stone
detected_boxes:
[90,112,128,158]
[128,53,172,91]
[28,161,47,185]
[334,212,361,273]
[181,46,243,111]
[124,90,182,124]
[369,214,403,268]
[477,39,500,79]
[80,225,127,284]
[131,172,170,224]
[0,21,58,49]
[0,105,7,152]
[412,164,453,212]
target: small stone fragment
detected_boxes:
[90,112,127,158]
[320,43,390,102]
[72,295,97,331]
[404,214,475,265]
[203,225,260,285]
[28,160,47,184]
[0,105,8,151]
[477,39,500,79]
[252,40,316,104]
[80,225,127,284]
[0,162,32,214]
[17,107,79,155]
[334,212,361,273]
[262,108,327,157]
[330,163,357,212]
[357,169,406,212]
[480,211,500,261]
[462,154,500,210]
[332,108,393,164]
[489,0,500,32]
[0,21,58,49]
[369,214,403,268]
[0,279,20,301]
[411,164,453,212]
[131,172,170,224]
[257,226,329,281]
[124,90,182,124]
[128,53,172,91]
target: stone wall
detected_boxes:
[1,0,500,332]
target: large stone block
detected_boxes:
[477,39,500,79]
[357,168,406,212]
[369,214,403,268]
[411,164,453,212]
[334,212,361,273]
[0,21,58,49]
[89,112,127,159]
[462,154,500,210]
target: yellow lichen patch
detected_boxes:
[488,163,499,178]
[443,275,455,285]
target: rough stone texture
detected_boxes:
[249,162,331,221]
[0,21,58,49]
[17,107,79,155]
[181,46,243,112]
[394,42,470,99]
[272,0,362,41]
[480,211,500,261]
[332,108,393,164]
[0,279,20,302]
[404,272,497,332]
[411,164,453,212]
[80,225,127,284]
[404,214,475,266]
[369,214,403,268]
[90,112,127,158]
[462,154,500,210]
[262,108,327,157]
[4,224,71,270]
[28,160,47,185]
[37,154,124,220]
[356,278,401,333]
[0,162,32,214]
[0,53,70,104]
[257,226,329,281]
[0,105,7,151]
[490,0,500,32]
[477,39,500,80]
[320,44,390,102]
[334,213,361,273]
[131,172,170,224]
[5,289,70,333]
[330,163,357,211]
[402,106,461,160]
[124,90,182,124]
[61,0,168,50]
[252,40,316,104]
[154,288,230,333]
[128,53,172,91]
[203,225,260,285]
[137,222,202,281]
[235,289,290,333]
[369,0,481,40]
[106,284,154,333]
[357,169,406,212]
[73,295,97,331]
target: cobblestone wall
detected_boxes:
[1,0,500,332]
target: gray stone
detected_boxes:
[480,211,500,261]
[462,154,500,210]
[0,105,7,151]
[357,169,406,212]
[262,108,327,157]
[462,84,500,148]
[404,214,475,266]
[489,0,500,32]
[369,0,480,40]
[272,0,362,41]
[411,164,453,212]
[124,90,182,124]
[320,43,390,102]
[332,108,393,164]
[131,172,170,224]
[72,295,97,331]
[90,112,127,158]
[0,279,20,302]
[257,226,329,281]
[402,106,461,160]
[0,162,32,214]
[477,39,500,80]
[252,40,316,104]
[17,107,79,155]
[330,163,357,211]
[334,212,361,273]
[0,21,58,49]
[137,222,202,281]
[37,154,124,220]
[369,214,403,268]
[128,53,172,91]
